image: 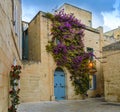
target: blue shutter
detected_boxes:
[93,75,96,89]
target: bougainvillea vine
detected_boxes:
[46,9,94,95]
[8,65,21,112]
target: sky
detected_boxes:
[22,0,120,32]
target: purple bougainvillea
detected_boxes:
[46,10,93,95]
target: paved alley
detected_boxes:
[18,98,120,112]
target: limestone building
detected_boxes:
[102,26,120,102]
[104,27,120,40]
[0,0,22,112]
[103,27,120,46]
[103,41,120,102]
[20,3,104,102]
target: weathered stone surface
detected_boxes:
[103,48,120,102]
[103,41,120,51]
[103,27,120,47]
[0,0,22,112]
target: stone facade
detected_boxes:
[103,35,116,46]
[0,0,22,112]
[58,3,92,27]
[104,27,120,40]
[20,4,104,103]
[103,41,120,102]
[103,27,120,46]
[84,27,104,97]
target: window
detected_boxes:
[87,47,93,60]
[89,74,96,90]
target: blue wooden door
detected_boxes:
[54,70,66,100]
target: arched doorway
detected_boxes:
[54,67,66,100]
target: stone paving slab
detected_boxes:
[18,98,120,112]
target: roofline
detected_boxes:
[28,12,99,34]
[28,11,46,25]
[84,26,100,34]
[104,27,120,34]
[58,3,92,14]
[22,21,29,24]
[27,4,98,34]
[26,3,92,25]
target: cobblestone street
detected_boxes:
[18,98,120,112]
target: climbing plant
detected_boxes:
[8,65,21,112]
[46,9,93,95]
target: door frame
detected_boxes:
[53,67,67,100]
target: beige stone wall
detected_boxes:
[0,0,21,112]
[84,28,104,97]
[28,13,41,61]
[20,61,83,102]
[104,27,120,40]
[103,36,116,46]
[20,62,51,102]
[103,28,119,47]
[103,49,120,102]
[58,3,92,27]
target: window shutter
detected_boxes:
[14,5,18,35]
[93,75,96,89]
